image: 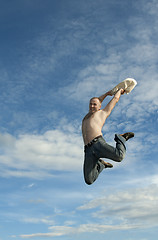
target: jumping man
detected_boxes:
[82,88,134,185]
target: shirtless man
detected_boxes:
[82,88,134,185]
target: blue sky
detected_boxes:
[0,0,158,239]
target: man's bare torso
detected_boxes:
[82,110,107,145]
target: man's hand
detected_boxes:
[114,88,124,100]
[120,89,125,95]
[107,89,124,96]
[117,88,125,95]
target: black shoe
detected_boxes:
[121,132,134,141]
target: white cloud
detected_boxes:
[0,128,83,179]
[27,183,35,188]
[23,217,54,225]
[16,223,144,238]
[13,182,158,238]
[78,184,158,227]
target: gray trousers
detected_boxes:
[83,134,126,185]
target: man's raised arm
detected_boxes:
[102,89,124,117]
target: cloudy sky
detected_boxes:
[0,0,158,239]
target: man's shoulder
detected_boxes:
[96,109,106,115]
[96,109,109,121]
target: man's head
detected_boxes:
[89,97,101,113]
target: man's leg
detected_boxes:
[83,148,107,185]
[92,135,126,162]
[83,135,125,185]
[96,133,134,162]
[83,132,134,185]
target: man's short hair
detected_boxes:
[90,97,102,104]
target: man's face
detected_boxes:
[89,98,101,113]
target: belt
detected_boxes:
[85,135,102,148]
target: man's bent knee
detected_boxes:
[84,173,96,185]
[85,179,93,185]
[84,176,94,185]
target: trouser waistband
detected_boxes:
[84,135,102,148]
